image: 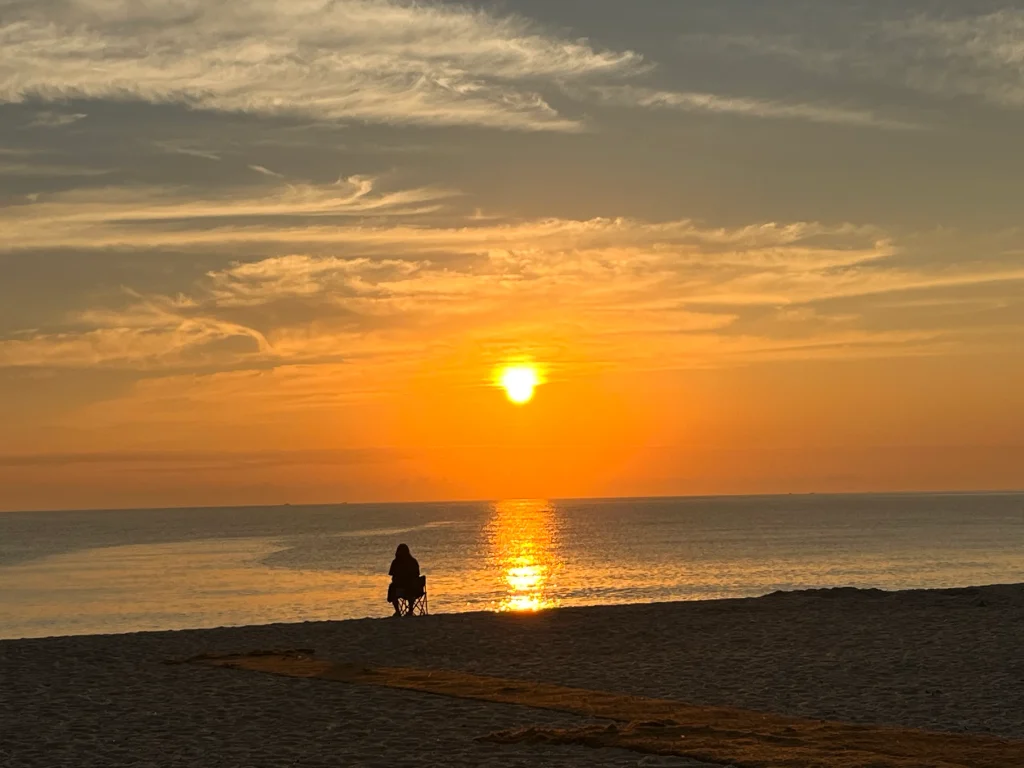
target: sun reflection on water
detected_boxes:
[486,499,562,612]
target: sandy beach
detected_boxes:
[2,583,1022,767]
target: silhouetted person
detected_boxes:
[387,543,422,617]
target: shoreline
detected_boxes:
[3,580,1021,643]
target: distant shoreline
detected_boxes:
[4,487,1023,516]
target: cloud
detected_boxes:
[593,86,923,130]
[0,176,454,251]
[0,447,395,468]
[0,299,271,370]
[7,200,1015,373]
[152,142,222,161]
[248,164,284,178]
[0,184,873,253]
[711,9,1024,111]
[2,167,1021,376]
[205,255,424,307]
[26,111,88,128]
[0,0,643,132]
[0,162,111,177]
[883,11,1024,108]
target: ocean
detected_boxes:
[1,493,1022,640]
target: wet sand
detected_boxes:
[2,584,1022,767]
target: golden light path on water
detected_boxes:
[485,499,562,612]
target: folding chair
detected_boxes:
[395,575,428,617]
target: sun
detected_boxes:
[499,365,540,404]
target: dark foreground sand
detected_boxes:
[2,584,1022,767]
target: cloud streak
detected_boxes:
[0,0,643,131]
[152,143,222,162]
[27,111,88,128]
[0,176,454,250]
[593,86,922,130]
[0,447,394,468]
[248,165,284,179]
[0,162,111,177]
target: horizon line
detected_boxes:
[4,487,1023,515]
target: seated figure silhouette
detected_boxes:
[387,543,425,617]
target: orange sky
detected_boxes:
[3,352,1022,511]
[2,1,1024,510]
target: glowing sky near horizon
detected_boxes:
[1,1,1023,510]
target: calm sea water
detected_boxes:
[1,494,1023,639]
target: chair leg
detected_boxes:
[395,594,427,617]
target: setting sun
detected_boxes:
[499,366,540,404]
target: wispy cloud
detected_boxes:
[0,0,643,132]
[710,9,1024,111]
[26,111,88,128]
[5,196,1020,374]
[884,11,1024,108]
[0,310,270,370]
[248,164,284,178]
[0,162,111,177]
[0,447,397,469]
[593,86,923,130]
[0,176,454,250]
[152,142,222,162]
[0,186,874,253]
[205,255,424,308]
